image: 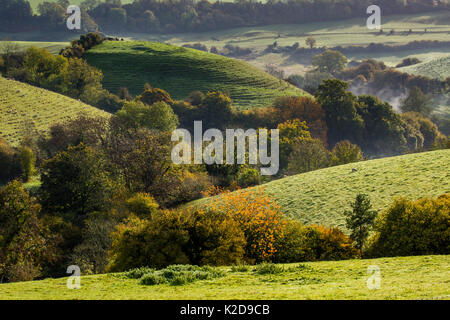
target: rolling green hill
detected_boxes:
[398,55,450,80]
[0,255,448,299]
[84,41,307,109]
[192,150,450,230]
[0,76,110,146]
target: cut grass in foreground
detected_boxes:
[0,255,448,300]
[192,149,450,231]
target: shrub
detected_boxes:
[367,194,450,257]
[108,214,190,271]
[306,225,359,260]
[273,219,317,263]
[275,221,359,263]
[108,208,246,271]
[136,265,224,286]
[231,263,250,272]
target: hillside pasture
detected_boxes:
[397,55,450,80]
[192,150,450,230]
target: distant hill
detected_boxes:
[398,55,450,80]
[0,76,110,146]
[191,150,450,230]
[84,41,307,110]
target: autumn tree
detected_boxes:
[273,96,327,144]
[206,187,286,263]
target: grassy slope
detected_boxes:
[84,41,306,109]
[0,255,448,300]
[398,55,450,80]
[0,76,110,146]
[0,41,69,55]
[192,150,450,230]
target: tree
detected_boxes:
[105,126,183,207]
[357,95,408,156]
[368,194,450,257]
[330,140,363,166]
[305,35,316,49]
[199,91,234,129]
[312,50,348,75]
[116,100,179,132]
[37,2,66,29]
[400,86,433,117]
[344,194,377,253]
[107,8,127,31]
[139,87,173,105]
[40,143,114,218]
[277,119,311,170]
[273,96,328,144]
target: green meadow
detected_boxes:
[0,76,110,146]
[85,41,306,109]
[193,150,450,230]
[0,255,448,300]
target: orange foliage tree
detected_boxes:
[206,187,285,263]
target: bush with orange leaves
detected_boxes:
[206,187,286,263]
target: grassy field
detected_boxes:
[0,76,110,146]
[84,41,306,109]
[398,55,450,80]
[0,255,448,300]
[192,150,450,230]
